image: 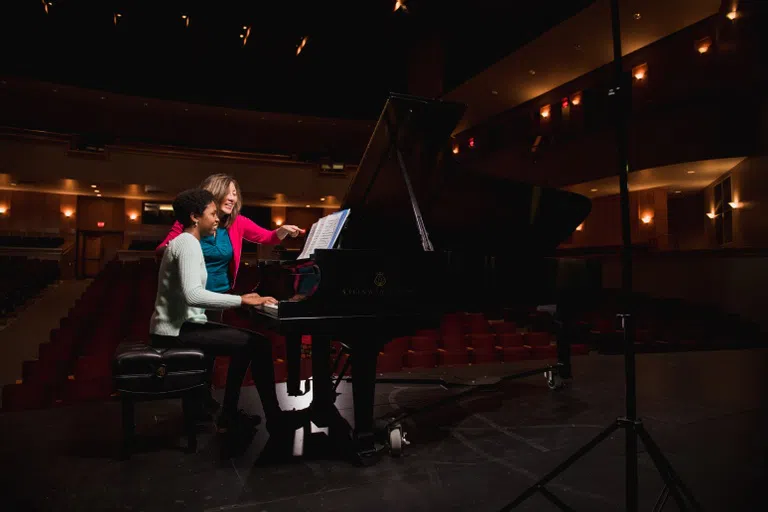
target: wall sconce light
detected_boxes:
[97,221,105,228]
[641,214,653,224]
[129,212,138,221]
[540,105,551,118]
[696,36,712,54]
[570,92,582,106]
[63,209,74,218]
[632,63,648,81]
[274,218,283,226]
[706,212,716,219]
[726,10,738,21]
[728,201,743,209]
[0,206,7,215]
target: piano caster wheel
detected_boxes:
[545,370,565,391]
[388,424,408,457]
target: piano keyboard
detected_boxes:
[262,302,278,311]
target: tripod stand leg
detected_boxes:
[627,424,638,512]
[500,421,620,511]
[636,426,704,511]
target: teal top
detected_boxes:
[200,228,233,293]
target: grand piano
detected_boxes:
[250,93,598,464]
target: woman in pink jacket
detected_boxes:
[156,173,303,415]
[156,174,303,291]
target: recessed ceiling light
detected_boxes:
[94,190,100,193]
[633,13,641,20]
[590,188,598,192]
[687,170,695,174]
[100,96,106,100]
[491,90,498,95]
[528,69,536,76]
[320,197,326,201]
[91,184,97,188]
[305,204,310,208]
[97,194,102,197]
[674,190,682,194]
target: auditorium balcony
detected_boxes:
[447,5,764,190]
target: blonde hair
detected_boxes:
[200,174,242,229]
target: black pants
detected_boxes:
[151,321,280,421]
[204,310,224,387]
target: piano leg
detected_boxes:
[349,344,380,465]
[556,309,574,380]
[286,334,303,397]
[310,335,335,419]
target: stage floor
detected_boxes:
[1,348,766,511]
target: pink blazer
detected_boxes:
[156,215,281,289]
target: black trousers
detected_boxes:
[152,321,280,421]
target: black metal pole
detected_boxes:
[609,0,638,511]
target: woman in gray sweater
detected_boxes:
[150,189,283,436]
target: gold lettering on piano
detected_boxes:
[373,272,387,287]
[341,287,387,296]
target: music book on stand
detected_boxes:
[296,209,351,260]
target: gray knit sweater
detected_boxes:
[149,232,242,336]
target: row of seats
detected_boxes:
[0,256,60,318]
[0,235,65,249]
[7,257,758,412]
[127,239,161,251]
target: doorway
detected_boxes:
[77,231,124,278]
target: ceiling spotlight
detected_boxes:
[633,13,641,20]
[674,190,682,194]
[94,190,100,194]
[305,204,310,208]
[113,13,122,25]
[296,36,308,56]
[687,170,695,174]
[394,1,408,12]
[182,15,189,27]
[91,184,97,188]
[726,10,738,21]
[241,26,251,46]
[320,197,326,201]
[97,194,102,197]
[528,69,536,76]
[590,188,598,192]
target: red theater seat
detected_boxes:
[468,333,495,351]
[410,335,437,352]
[438,349,469,366]
[525,332,551,347]
[498,333,525,347]
[405,350,436,368]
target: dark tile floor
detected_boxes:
[1,349,766,511]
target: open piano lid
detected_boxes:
[339,93,466,250]
[338,92,591,256]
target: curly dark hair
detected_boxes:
[172,189,216,228]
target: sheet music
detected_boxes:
[297,209,350,260]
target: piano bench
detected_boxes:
[112,343,208,460]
